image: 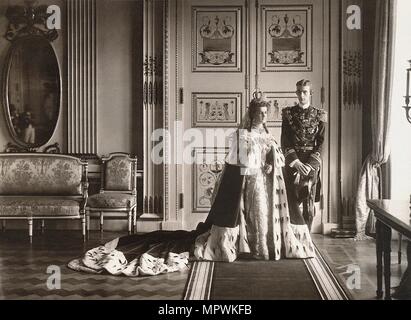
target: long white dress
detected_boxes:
[194,127,315,262]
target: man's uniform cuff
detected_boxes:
[289,159,298,168]
[284,148,298,166]
[307,152,321,171]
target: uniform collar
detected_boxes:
[298,102,311,109]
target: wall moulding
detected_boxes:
[67,0,97,154]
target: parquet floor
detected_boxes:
[0,230,407,300]
[312,234,406,300]
[0,230,189,300]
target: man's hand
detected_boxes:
[293,160,312,176]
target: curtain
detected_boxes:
[355,0,397,240]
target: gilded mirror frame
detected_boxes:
[2,3,61,152]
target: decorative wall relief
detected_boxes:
[192,6,242,72]
[193,148,227,212]
[192,93,241,127]
[262,5,312,72]
[265,92,298,126]
[343,50,362,108]
[142,0,164,217]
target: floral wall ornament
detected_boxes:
[193,148,227,212]
[192,7,242,72]
[262,5,312,72]
[268,14,304,65]
[343,50,362,108]
[198,16,235,65]
[343,50,362,77]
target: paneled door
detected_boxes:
[180,0,248,230]
[179,0,329,232]
[252,0,330,233]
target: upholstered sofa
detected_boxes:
[0,153,88,242]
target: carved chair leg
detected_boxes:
[100,212,104,233]
[399,234,403,265]
[28,218,33,244]
[81,215,86,242]
[128,211,132,235]
[86,211,90,239]
[133,207,137,234]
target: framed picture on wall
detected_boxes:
[265,91,299,127]
[261,5,313,72]
[192,92,242,127]
[192,6,242,72]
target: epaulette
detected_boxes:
[281,106,292,120]
[314,107,328,123]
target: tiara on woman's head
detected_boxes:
[252,90,264,100]
[250,90,271,109]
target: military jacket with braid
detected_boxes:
[280,105,327,171]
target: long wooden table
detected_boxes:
[366,199,411,300]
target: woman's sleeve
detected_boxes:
[266,148,274,164]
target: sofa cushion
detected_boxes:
[0,197,80,217]
[0,154,83,195]
[87,193,136,208]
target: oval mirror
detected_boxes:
[3,36,61,148]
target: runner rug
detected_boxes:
[184,245,350,300]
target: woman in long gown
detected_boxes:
[68,95,315,277]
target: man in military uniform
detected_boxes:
[281,79,327,232]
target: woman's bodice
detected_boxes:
[225,128,284,172]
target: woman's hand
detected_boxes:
[263,164,273,174]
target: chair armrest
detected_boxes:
[80,181,89,212]
[82,181,89,193]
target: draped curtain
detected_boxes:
[355,0,397,240]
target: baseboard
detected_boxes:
[135,220,162,233]
[322,223,339,235]
[161,221,183,231]
[138,213,162,219]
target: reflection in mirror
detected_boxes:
[5,36,60,148]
